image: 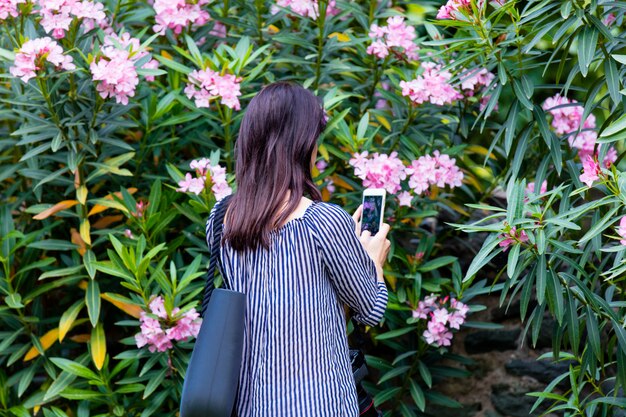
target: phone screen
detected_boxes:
[361,195,383,234]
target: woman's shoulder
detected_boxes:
[306,200,355,227]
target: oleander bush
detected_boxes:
[1,0,626,416]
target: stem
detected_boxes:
[255,0,264,43]
[313,0,327,91]
[368,0,377,25]
[37,77,67,141]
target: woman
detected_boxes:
[206,81,390,416]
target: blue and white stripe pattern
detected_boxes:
[205,200,388,417]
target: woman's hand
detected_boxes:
[352,205,391,282]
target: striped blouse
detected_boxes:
[206,200,388,417]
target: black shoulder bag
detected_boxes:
[180,195,245,417]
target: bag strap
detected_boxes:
[200,195,233,318]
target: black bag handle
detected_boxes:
[201,195,233,318]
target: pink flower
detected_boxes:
[437,0,470,20]
[0,0,25,20]
[166,309,202,341]
[412,294,437,319]
[618,216,626,246]
[10,37,75,82]
[152,0,211,35]
[397,191,412,207]
[326,179,335,193]
[190,157,211,176]
[177,172,206,195]
[185,69,242,110]
[498,226,529,252]
[431,308,450,325]
[271,0,339,19]
[135,313,172,352]
[348,151,406,194]
[405,150,463,195]
[177,160,233,199]
[423,320,453,347]
[400,62,463,106]
[124,229,133,238]
[460,67,495,94]
[579,154,601,187]
[526,180,548,196]
[542,94,617,168]
[90,33,158,105]
[367,16,419,61]
[149,296,168,319]
[316,160,328,171]
[135,297,202,352]
[448,299,468,329]
[604,13,616,27]
[34,0,107,39]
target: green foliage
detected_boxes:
[1,0,626,416]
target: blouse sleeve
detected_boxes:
[307,203,388,326]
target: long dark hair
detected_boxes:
[223,82,326,251]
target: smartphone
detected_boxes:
[361,188,386,235]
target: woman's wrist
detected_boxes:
[375,265,384,282]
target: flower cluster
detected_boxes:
[35,0,107,39]
[498,226,529,251]
[436,0,471,20]
[617,216,626,246]
[0,0,25,20]
[271,0,339,19]
[542,94,617,168]
[367,16,419,61]
[184,69,242,110]
[579,154,604,187]
[460,67,495,95]
[10,37,76,83]
[405,150,464,195]
[412,295,469,347]
[400,62,463,106]
[135,296,202,353]
[152,0,211,36]
[90,33,159,105]
[176,158,232,199]
[349,151,407,194]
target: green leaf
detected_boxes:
[600,113,626,138]
[418,256,457,272]
[44,371,77,401]
[507,243,520,279]
[84,250,97,280]
[40,265,84,280]
[417,361,432,388]
[85,280,100,327]
[59,300,84,342]
[585,307,601,361]
[578,205,620,244]
[375,327,414,340]
[50,358,100,381]
[604,57,621,106]
[143,368,167,399]
[409,379,425,411]
[373,387,402,407]
[379,365,410,384]
[28,240,78,251]
[536,255,546,306]
[578,27,598,77]
[464,234,503,282]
